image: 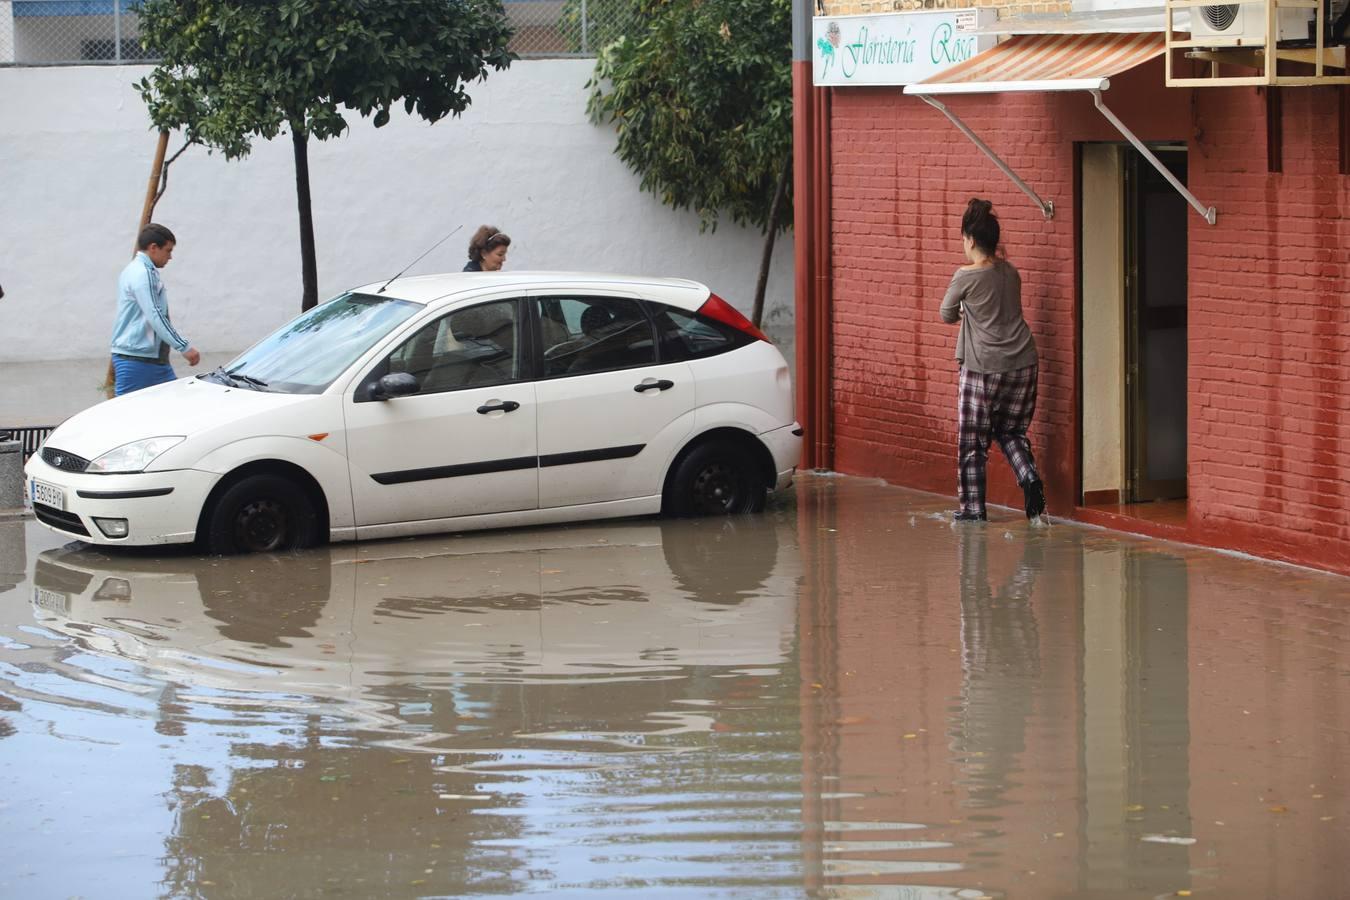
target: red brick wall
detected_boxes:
[825,60,1350,572]
[1187,85,1350,568]
[829,84,1076,511]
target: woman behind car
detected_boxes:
[463,225,511,272]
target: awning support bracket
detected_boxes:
[916,93,1055,220]
[911,87,1219,226]
[1090,89,1217,225]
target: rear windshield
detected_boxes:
[648,302,753,362]
[205,293,421,394]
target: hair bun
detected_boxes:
[960,197,1001,257]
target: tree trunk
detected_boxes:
[752,156,791,329]
[107,131,173,398]
[136,131,171,249]
[291,122,319,311]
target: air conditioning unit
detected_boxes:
[1190,3,1315,45]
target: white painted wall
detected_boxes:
[0,61,794,366]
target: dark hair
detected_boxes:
[960,199,999,258]
[467,225,511,263]
[137,223,176,251]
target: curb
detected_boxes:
[0,508,33,522]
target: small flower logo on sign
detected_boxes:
[817,21,842,76]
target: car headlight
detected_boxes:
[86,436,185,474]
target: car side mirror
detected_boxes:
[373,372,420,400]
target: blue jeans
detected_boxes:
[113,355,177,396]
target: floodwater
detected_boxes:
[0,475,1347,898]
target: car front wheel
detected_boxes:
[665,440,766,517]
[205,474,319,555]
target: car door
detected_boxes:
[531,293,694,508]
[343,297,538,527]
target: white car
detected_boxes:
[25,272,801,554]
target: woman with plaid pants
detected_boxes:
[939,199,1046,523]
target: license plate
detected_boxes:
[33,586,69,614]
[30,479,64,510]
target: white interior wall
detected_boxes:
[0,62,794,366]
[1081,144,1125,497]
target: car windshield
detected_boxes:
[207,292,421,394]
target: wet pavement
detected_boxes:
[0,473,1347,898]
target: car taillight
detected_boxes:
[698,293,771,343]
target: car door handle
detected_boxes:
[634,379,674,393]
[476,400,520,414]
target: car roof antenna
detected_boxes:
[376,224,464,294]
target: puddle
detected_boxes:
[1,475,1347,897]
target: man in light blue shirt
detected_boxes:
[110,223,201,396]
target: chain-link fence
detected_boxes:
[0,0,632,66]
[0,1,154,65]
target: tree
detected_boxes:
[586,0,791,327]
[136,0,514,311]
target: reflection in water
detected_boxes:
[197,552,334,648]
[662,517,780,606]
[0,522,23,740]
[951,526,1042,815]
[7,514,805,897]
[0,521,23,598]
[791,477,1350,899]
[1085,547,1193,895]
[2,477,1350,897]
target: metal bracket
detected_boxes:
[1091,90,1217,225]
[915,93,1055,220]
[913,87,1217,226]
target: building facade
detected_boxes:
[794,0,1350,575]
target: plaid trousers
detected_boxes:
[957,364,1040,516]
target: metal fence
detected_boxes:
[0,0,629,66]
[0,426,54,462]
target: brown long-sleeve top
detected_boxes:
[939,260,1037,374]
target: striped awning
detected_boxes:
[905,31,1167,95]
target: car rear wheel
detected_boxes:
[665,440,766,517]
[205,474,319,555]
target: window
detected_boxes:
[649,302,750,361]
[386,300,522,395]
[537,297,656,377]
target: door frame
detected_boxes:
[1075,141,1190,507]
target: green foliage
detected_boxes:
[586,0,791,234]
[135,0,516,158]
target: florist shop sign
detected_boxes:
[812,10,994,86]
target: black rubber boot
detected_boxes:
[1022,479,1046,520]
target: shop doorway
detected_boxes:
[1079,143,1189,512]
[1125,147,1188,502]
